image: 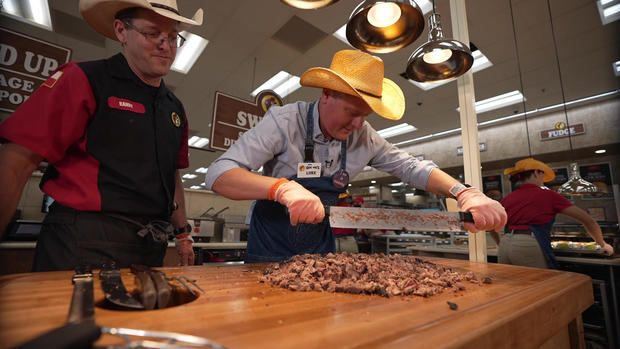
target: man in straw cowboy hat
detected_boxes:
[205,49,507,263]
[498,158,613,269]
[0,0,203,271]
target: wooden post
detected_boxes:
[450,0,486,262]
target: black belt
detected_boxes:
[508,229,532,235]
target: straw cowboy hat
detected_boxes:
[80,0,203,40]
[504,158,555,182]
[300,50,405,120]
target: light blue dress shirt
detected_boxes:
[205,100,437,191]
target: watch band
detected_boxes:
[174,223,192,236]
[448,183,471,199]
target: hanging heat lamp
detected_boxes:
[280,0,340,9]
[405,0,473,82]
[346,0,424,54]
[539,0,599,196]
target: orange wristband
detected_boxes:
[456,188,473,199]
[269,178,289,201]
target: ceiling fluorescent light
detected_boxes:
[371,180,376,184]
[171,31,209,74]
[195,167,209,174]
[457,90,525,114]
[190,185,201,190]
[188,136,209,148]
[390,182,405,187]
[0,0,52,30]
[614,60,620,76]
[595,149,606,154]
[251,71,301,98]
[598,0,620,24]
[406,49,492,91]
[193,138,209,148]
[182,174,197,179]
[377,123,417,138]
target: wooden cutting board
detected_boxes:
[0,257,592,348]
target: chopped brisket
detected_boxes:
[260,253,490,297]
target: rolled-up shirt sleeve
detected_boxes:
[366,129,437,190]
[205,109,283,190]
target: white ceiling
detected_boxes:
[3,0,619,189]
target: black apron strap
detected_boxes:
[304,102,316,162]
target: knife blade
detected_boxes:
[131,264,171,309]
[15,266,102,349]
[100,262,144,310]
[327,206,474,232]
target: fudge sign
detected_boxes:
[210,90,283,151]
[0,27,71,113]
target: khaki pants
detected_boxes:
[498,233,549,269]
[335,236,358,253]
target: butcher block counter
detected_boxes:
[0,257,593,349]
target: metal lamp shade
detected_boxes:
[556,162,600,196]
[346,0,424,54]
[406,40,473,81]
[406,13,473,82]
[281,0,340,9]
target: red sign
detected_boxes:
[0,27,72,113]
[210,90,283,151]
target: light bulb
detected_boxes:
[423,48,453,64]
[367,2,402,28]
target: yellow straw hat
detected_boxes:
[300,50,405,120]
[80,0,203,40]
[504,158,555,182]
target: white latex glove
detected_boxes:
[276,180,325,225]
[457,188,507,232]
[601,243,614,256]
[174,237,195,266]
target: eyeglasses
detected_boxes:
[123,20,186,48]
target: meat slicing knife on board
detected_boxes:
[15,265,229,349]
[327,206,475,232]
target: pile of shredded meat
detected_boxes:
[260,253,491,297]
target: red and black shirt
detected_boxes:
[501,183,573,230]
[0,53,189,218]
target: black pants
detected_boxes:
[33,203,168,272]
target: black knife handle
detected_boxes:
[15,322,101,349]
[459,212,474,223]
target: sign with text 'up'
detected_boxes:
[0,27,71,113]
[210,90,283,151]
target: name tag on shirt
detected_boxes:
[297,162,321,178]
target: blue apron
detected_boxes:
[529,219,558,269]
[245,102,347,263]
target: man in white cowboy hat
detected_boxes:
[0,0,203,271]
[498,158,613,269]
[205,49,507,263]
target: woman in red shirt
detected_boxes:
[498,158,613,269]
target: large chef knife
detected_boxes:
[16,266,102,349]
[100,261,144,310]
[328,206,474,232]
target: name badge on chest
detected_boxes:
[297,162,322,178]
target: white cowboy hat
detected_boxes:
[300,49,405,120]
[80,0,203,40]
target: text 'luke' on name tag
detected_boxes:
[297,162,321,178]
